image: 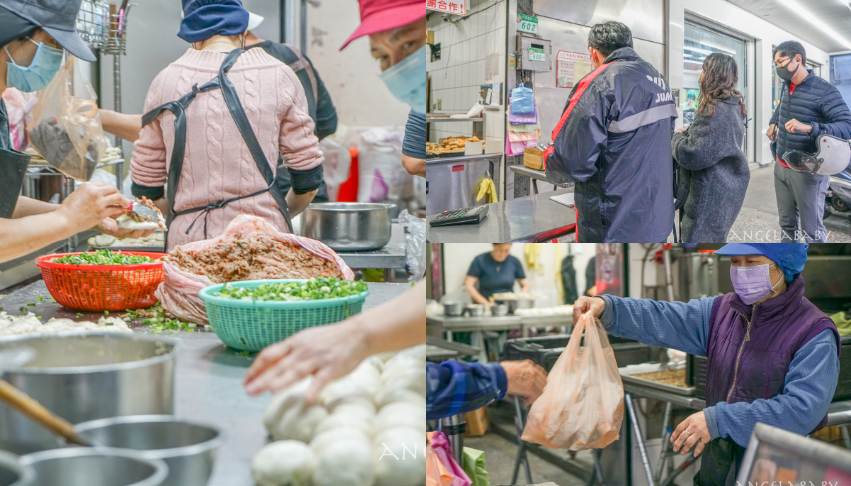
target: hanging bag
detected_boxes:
[521,312,625,450]
[510,83,535,114]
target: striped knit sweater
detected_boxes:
[131,47,323,249]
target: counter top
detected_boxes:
[426,189,576,243]
[509,165,573,189]
[0,280,409,486]
[335,223,407,270]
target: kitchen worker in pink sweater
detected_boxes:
[131,0,323,250]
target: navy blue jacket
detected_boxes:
[544,47,677,242]
[770,69,851,159]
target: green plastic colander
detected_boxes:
[199,279,369,352]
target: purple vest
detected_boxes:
[705,275,840,432]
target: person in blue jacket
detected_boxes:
[543,21,677,243]
[427,359,547,420]
[768,41,851,243]
[573,243,839,485]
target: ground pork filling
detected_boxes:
[167,233,343,283]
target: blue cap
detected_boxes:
[714,243,808,282]
[178,0,248,44]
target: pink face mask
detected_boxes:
[729,263,783,305]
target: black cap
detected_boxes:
[0,0,96,62]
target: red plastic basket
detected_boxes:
[36,251,167,311]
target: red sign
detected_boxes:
[427,0,466,15]
[451,165,465,172]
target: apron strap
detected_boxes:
[218,49,293,232]
[287,45,320,104]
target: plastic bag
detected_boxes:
[510,83,535,115]
[428,431,472,486]
[461,448,490,486]
[427,438,454,486]
[399,209,425,282]
[27,56,106,181]
[1,88,36,151]
[155,214,355,325]
[521,312,624,450]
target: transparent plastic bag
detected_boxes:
[510,83,535,115]
[521,312,624,450]
[27,56,106,180]
[399,209,425,282]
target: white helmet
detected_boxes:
[782,134,851,176]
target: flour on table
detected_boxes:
[0,313,133,336]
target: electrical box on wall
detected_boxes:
[517,35,551,72]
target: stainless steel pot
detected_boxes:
[464,304,486,317]
[20,448,168,486]
[443,301,464,317]
[0,333,179,454]
[74,416,221,486]
[0,451,34,486]
[516,299,536,310]
[300,203,395,251]
[491,304,509,317]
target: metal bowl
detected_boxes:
[443,301,464,317]
[491,304,509,317]
[0,451,34,486]
[516,299,536,310]
[0,333,179,454]
[300,203,395,251]
[465,304,486,317]
[20,448,168,486]
[74,416,221,486]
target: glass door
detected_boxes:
[683,21,748,151]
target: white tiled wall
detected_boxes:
[427,0,507,146]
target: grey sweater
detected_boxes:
[672,96,749,242]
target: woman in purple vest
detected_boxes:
[573,243,840,486]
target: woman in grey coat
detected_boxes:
[672,53,749,242]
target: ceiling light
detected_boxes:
[778,0,851,50]
[684,59,705,65]
[694,41,737,54]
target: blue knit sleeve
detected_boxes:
[709,329,839,447]
[598,295,714,356]
[426,360,507,420]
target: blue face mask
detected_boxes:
[379,44,426,113]
[5,38,64,93]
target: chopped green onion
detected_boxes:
[27,303,35,306]
[214,277,367,302]
[37,297,43,301]
[50,249,158,265]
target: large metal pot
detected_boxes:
[300,203,395,251]
[491,304,509,317]
[0,333,179,454]
[74,416,222,486]
[20,448,168,486]
[464,304,486,317]
[0,452,34,486]
[516,299,536,310]
[443,301,464,317]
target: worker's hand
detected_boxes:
[671,411,711,457]
[57,183,129,232]
[784,119,812,134]
[95,217,155,239]
[766,123,777,141]
[501,360,548,405]
[675,126,688,133]
[244,319,370,402]
[572,296,606,323]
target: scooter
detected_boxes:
[825,168,851,220]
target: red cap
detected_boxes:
[340,0,425,50]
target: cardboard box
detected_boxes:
[463,407,490,437]
[523,147,543,170]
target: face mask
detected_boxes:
[729,263,783,305]
[5,38,64,93]
[379,44,426,113]
[775,57,798,83]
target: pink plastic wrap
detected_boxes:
[155,214,355,325]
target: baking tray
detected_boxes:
[426,151,468,159]
[620,363,696,396]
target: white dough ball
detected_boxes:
[314,411,373,437]
[374,401,426,433]
[376,386,426,409]
[267,395,328,443]
[312,434,375,486]
[310,427,371,455]
[252,440,315,486]
[372,427,427,486]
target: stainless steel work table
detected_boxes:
[426,189,576,243]
[509,165,573,195]
[335,223,407,281]
[0,280,409,486]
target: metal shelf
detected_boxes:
[426,116,484,123]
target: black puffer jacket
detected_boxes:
[770,69,851,159]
